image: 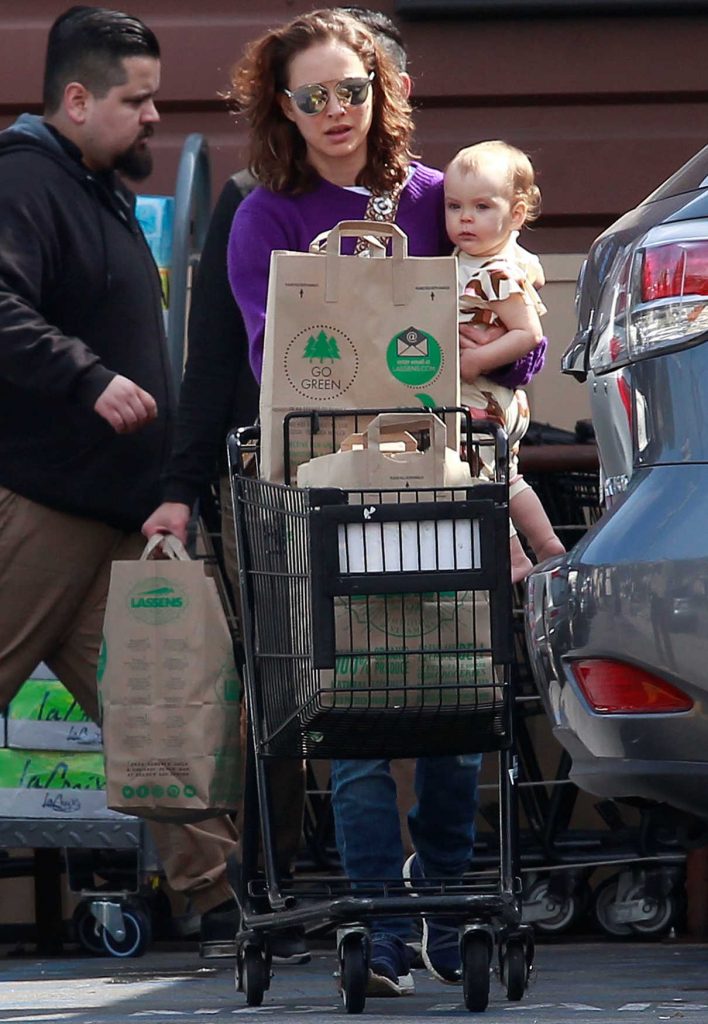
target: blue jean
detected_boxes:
[330,754,482,942]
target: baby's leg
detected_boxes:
[510,483,565,563]
[510,532,533,583]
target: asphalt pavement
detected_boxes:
[2,938,708,1024]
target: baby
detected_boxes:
[445,140,565,581]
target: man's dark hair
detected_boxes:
[337,6,407,72]
[43,5,160,114]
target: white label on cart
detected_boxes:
[338,518,481,574]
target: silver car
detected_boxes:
[525,145,708,822]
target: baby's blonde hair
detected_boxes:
[447,140,541,224]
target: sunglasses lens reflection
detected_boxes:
[290,77,372,115]
[337,79,371,106]
[296,84,329,114]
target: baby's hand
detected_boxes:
[459,322,505,347]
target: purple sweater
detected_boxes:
[227,162,545,388]
[228,163,448,381]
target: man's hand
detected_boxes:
[94,375,157,433]
[142,502,192,545]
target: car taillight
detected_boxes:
[588,245,633,373]
[641,242,708,301]
[589,221,708,374]
[570,659,693,714]
[631,233,708,356]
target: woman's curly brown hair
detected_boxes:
[228,9,415,195]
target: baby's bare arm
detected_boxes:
[462,294,542,376]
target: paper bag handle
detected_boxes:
[324,220,410,305]
[141,533,190,561]
[339,429,418,453]
[365,412,447,455]
[310,230,387,258]
[326,220,408,259]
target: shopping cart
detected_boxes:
[227,407,534,1013]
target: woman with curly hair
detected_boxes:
[228,7,448,380]
[227,9,481,997]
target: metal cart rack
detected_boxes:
[228,408,533,1014]
[0,815,159,957]
[509,444,686,938]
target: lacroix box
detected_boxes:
[0,748,123,819]
[7,671,102,752]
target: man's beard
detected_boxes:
[114,128,154,181]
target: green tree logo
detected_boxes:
[303,330,341,363]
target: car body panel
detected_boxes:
[525,145,708,820]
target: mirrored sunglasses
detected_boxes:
[283,72,375,116]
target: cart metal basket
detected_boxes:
[227,408,533,1014]
[234,473,512,761]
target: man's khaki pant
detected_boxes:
[0,486,237,914]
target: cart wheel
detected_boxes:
[527,878,585,935]
[627,887,677,937]
[101,908,151,958]
[243,945,267,1007]
[593,877,633,937]
[503,940,527,1002]
[73,903,105,955]
[462,933,491,1013]
[340,934,367,1015]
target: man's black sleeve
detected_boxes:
[161,174,260,507]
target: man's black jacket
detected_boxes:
[0,115,173,530]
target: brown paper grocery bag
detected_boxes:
[327,590,499,710]
[296,411,473,491]
[99,534,242,823]
[260,221,459,482]
[295,410,496,710]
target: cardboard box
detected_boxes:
[0,749,124,819]
[7,678,102,752]
[29,662,55,679]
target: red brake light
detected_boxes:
[616,374,632,426]
[571,659,693,714]
[642,242,708,302]
[609,336,623,361]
